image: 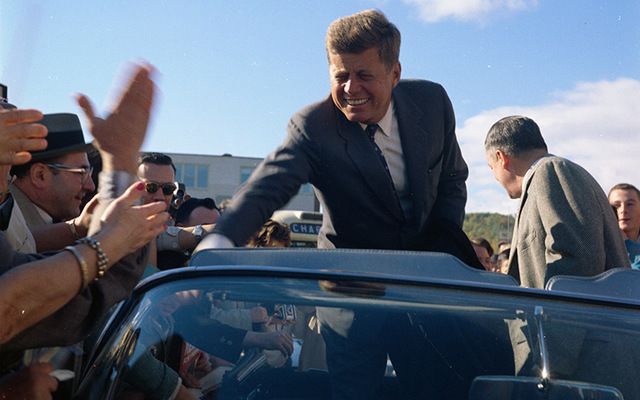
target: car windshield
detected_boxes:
[78,270,640,399]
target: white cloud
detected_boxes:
[458,77,640,214]
[403,0,538,23]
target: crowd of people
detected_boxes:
[0,7,637,400]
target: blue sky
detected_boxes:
[2,0,639,213]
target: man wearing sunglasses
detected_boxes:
[137,152,177,210]
[8,113,96,252]
[137,152,215,270]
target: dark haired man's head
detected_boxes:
[138,152,176,173]
[137,152,176,208]
[326,9,401,69]
[326,9,402,125]
[12,151,95,221]
[484,116,548,158]
[485,116,549,199]
[175,197,220,227]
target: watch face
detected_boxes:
[166,226,181,237]
[194,225,204,238]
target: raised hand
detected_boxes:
[0,109,47,166]
[75,63,156,172]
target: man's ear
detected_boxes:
[496,150,510,169]
[29,163,51,189]
[391,62,401,87]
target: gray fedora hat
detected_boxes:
[30,113,93,162]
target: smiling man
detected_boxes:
[204,9,470,399]
[208,9,468,252]
[10,114,95,238]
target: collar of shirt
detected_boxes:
[34,203,53,224]
[358,101,394,137]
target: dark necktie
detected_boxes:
[365,124,392,180]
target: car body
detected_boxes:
[71,249,640,399]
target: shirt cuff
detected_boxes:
[98,171,136,200]
[195,233,235,252]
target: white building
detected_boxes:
[165,152,318,211]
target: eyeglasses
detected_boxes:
[44,163,93,184]
[142,181,177,196]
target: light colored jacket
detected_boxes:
[508,155,629,288]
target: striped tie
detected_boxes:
[365,124,392,179]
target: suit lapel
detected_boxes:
[336,112,404,222]
[9,183,48,229]
[394,86,427,221]
[507,163,538,275]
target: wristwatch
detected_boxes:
[166,226,181,237]
[193,224,204,242]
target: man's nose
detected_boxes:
[344,77,358,93]
[619,204,628,215]
[83,177,96,192]
[151,191,166,203]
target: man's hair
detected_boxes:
[247,219,291,248]
[325,9,401,68]
[470,237,494,257]
[484,116,548,158]
[609,183,640,200]
[138,152,176,173]
[175,197,219,225]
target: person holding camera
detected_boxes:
[136,152,216,272]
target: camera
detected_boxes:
[0,83,16,110]
[168,182,185,219]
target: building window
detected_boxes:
[175,163,209,189]
[240,166,255,184]
[197,165,209,188]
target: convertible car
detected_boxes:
[69,249,640,399]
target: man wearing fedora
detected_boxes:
[7,113,96,252]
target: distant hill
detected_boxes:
[463,212,515,252]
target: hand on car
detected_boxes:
[0,363,58,400]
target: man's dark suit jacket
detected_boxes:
[214,79,469,250]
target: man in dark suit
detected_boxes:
[203,9,467,251]
[200,9,471,399]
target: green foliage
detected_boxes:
[463,212,515,252]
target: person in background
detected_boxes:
[485,115,629,288]
[174,197,220,227]
[136,154,214,272]
[608,183,640,269]
[247,219,291,248]
[470,237,496,272]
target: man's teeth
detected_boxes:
[345,98,368,106]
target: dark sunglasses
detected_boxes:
[143,181,177,195]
